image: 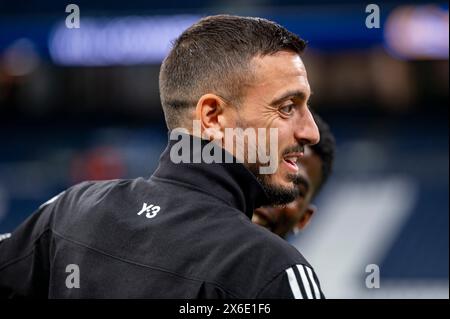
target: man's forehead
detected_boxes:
[251,51,308,79]
[249,51,310,97]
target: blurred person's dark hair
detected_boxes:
[159,14,306,129]
[310,112,336,195]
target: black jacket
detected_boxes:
[0,134,324,299]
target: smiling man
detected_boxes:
[1,15,324,299]
[228,51,318,206]
[253,113,336,238]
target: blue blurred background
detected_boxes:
[0,0,448,298]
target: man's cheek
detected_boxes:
[257,127,279,174]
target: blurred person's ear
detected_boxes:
[295,204,316,231]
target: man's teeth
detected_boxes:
[285,157,298,164]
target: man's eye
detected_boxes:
[279,104,295,115]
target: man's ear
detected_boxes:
[295,204,316,231]
[195,94,225,140]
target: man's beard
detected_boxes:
[233,116,301,206]
[247,162,300,206]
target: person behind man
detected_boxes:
[253,113,336,238]
[1,15,324,299]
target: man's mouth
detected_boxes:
[282,152,303,173]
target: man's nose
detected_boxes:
[295,110,320,146]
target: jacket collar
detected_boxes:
[152,133,269,219]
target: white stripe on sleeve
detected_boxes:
[285,267,303,299]
[297,265,313,299]
[305,266,321,299]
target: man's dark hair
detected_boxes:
[310,113,336,194]
[159,14,306,129]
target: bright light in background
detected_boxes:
[384,5,449,60]
[48,15,200,66]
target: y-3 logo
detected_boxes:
[137,203,161,219]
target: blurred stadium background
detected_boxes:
[0,0,448,298]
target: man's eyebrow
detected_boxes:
[269,90,311,106]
